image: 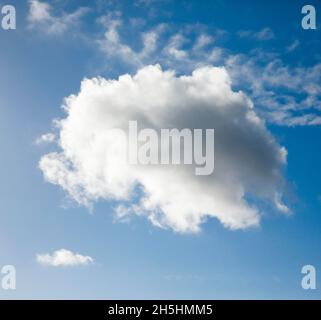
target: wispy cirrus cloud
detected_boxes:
[27,0,89,35]
[26,2,321,127]
[93,13,321,127]
[36,249,94,267]
[97,13,166,67]
[237,27,275,41]
[225,52,321,126]
[286,40,300,52]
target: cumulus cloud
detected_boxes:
[36,249,94,267]
[27,0,89,35]
[39,65,288,233]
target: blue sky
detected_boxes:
[0,0,321,299]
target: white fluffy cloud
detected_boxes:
[39,65,288,233]
[36,249,94,267]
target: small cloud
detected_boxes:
[193,34,213,51]
[28,0,51,22]
[274,192,290,214]
[237,27,275,41]
[97,13,142,66]
[207,47,224,63]
[27,0,89,35]
[35,133,56,145]
[164,33,188,60]
[36,249,94,267]
[286,40,300,52]
[255,27,275,40]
